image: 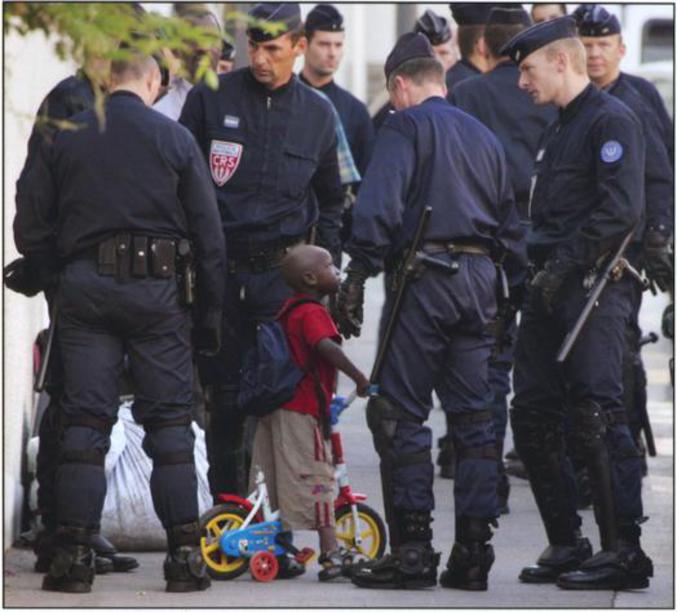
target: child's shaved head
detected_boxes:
[281,245,338,294]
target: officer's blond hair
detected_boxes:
[544,38,587,75]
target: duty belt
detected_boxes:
[227,240,304,274]
[422,241,491,257]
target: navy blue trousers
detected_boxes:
[55,260,197,530]
[378,254,498,519]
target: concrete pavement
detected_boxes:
[3,279,673,608]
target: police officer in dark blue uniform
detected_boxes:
[578,6,673,465]
[449,5,558,514]
[338,33,526,590]
[14,53,225,593]
[373,9,457,133]
[300,4,374,179]
[11,65,141,577]
[502,17,654,590]
[445,3,495,95]
[179,2,344,577]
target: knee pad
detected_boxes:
[143,416,194,467]
[366,394,420,459]
[59,415,114,467]
[450,410,498,461]
[510,407,563,456]
[571,400,609,454]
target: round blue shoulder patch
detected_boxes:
[601,140,623,163]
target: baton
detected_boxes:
[34,301,58,393]
[556,231,634,363]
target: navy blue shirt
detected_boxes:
[606,74,673,235]
[300,75,375,178]
[527,84,645,267]
[179,68,344,259]
[450,61,557,217]
[14,91,226,313]
[347,96,526,274]
[445,58,481,97]
[623,72,674,164]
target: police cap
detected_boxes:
[305,4,344,34]
[487,7,532,28]
[577,5,622,37]
[220,40,236,62]
[450,3,518,26]
[414,9,453,46]
[500,15,577,64]
[384,32,436,80]
[247,3,302,42]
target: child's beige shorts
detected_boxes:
[249,409,335,531]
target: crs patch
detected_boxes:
[600,140,623,163]
[210,140,243,186]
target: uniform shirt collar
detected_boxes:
[460,57,482,74]
[246,68,297,97]
[559,82,596,124]
[108,90,145,105]
[299,72,336,94]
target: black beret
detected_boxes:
[487,7,532,28]
[220,40,236,62]
[384,32,436,80]
[577,5,621,37]
[305,4,344,34]
[450,3,514,26]
[247,3,302,42]
[500,15,577,64]
[414,9,452,46]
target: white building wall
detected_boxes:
[4,29,74,548]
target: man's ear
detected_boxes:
[293,35,308,58]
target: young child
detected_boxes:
[249,245,370,581]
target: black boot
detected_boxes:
[42,527,95,593]
[351,510,439,590]
[557,522,653,590]
[439,517,495,591]
[519,536,592,583]
[164,522,211,593]
[497,472,510,515]
[90,532,139,572]
[437,435,455,479]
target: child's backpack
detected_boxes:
[238,298,321,418]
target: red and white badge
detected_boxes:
[210,140,243,186]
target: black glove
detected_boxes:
[3,256,57,297]
[643,227,673,293]
[662,303,674,341]
[335,263,369,339]
[193,309,222,357]
[530,259,576,315]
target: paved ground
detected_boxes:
[4,279,673,608]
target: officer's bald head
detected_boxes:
[110,53,161,105]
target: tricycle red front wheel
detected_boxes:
[250,551,279,582]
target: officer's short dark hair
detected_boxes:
[485,23,527,58]
[111,53,158,84]
[386,57,445,91]
[456,25,484,59]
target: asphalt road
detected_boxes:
[4,278,673,608]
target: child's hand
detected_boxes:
[356,374,371,397]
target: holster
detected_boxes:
[96,234,178,282]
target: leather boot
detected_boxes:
[90,532,139,572]
[439,517,495,591]
[164,521,211,593]
[351,510,439,589]
[519,536,593,583]
[42,526,95,593]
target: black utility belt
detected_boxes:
[87,234,180,280]
[422,241,491,257]
[227,240,304,274]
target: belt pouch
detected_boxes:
[115,234,131,281]
[150,239,176,278]
[97,238,117,276]
[132,236,148,278]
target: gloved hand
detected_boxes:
[336,263,369,339]
[530,259,576,315]
[194,309,222,357]
[643,227,673,293]
[4,256,57,297]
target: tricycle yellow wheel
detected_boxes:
[334,503,387,560]
[199,504,250,580]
